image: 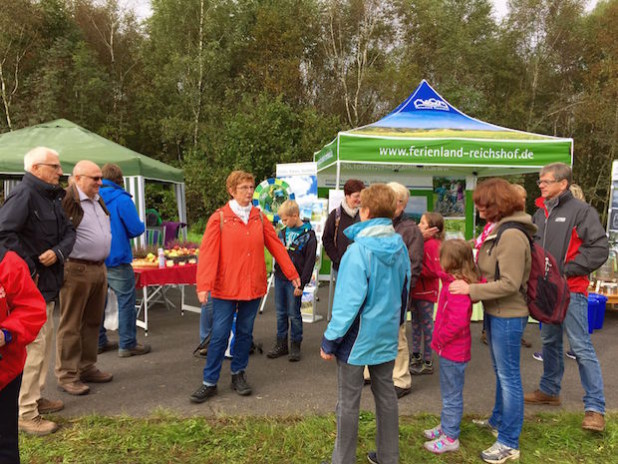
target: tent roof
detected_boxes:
[0,119,183,183]
[315,80,572,177]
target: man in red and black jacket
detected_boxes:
[0,246,47,463]
[524,162,609,433]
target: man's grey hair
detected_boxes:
[387,181,410,203]
[540,162,572,188]
[24,147,59,172]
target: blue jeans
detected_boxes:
[439,356,467,440]
[99,264,138,350]
[274,275,303,342]
[200,296,214,342]
[540,292,605,414]
[486,314,527,450]
[202,297,260,385]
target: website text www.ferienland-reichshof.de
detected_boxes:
[378,145,535,161]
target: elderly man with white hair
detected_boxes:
[56,161,112,397]
[0,146,76,436]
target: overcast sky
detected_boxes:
[119,0,599,21]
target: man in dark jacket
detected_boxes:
[524,163,609,433]
[98,163,149,358]
[0,146,76,436]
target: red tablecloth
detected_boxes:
[134,264,197,289]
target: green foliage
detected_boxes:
[19,411,618,463]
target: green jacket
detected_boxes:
[469,211,536,318]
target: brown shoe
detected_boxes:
[18,415,59,436]
[60,381,90,395]
[80,368,113,383]
[118,343,151,358]
[37,397,64,414]
[98,340,119,354]
[524,389,561,406]
[582,411,605,432]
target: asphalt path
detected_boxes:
[45,285,617,419]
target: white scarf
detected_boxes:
[341,197,359,217]
[229,199,252,224]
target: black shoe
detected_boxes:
[189,384,217,403]
[395,386,411,399]
[364,378,371,386]
[267,338,288,359]
[98,341,118,354]
[288,341,301,362]
[367,451,379,464]
[231,371,252,396]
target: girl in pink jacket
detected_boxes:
[423,239,478,455]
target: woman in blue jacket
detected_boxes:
[321,183,411,464]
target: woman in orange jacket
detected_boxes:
[190,171,300,403]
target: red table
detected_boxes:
[133,264,198,334]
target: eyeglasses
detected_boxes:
[237,186,255,191]
[36,163,62,170]
[82,175,103,182]
[536,179,559,186]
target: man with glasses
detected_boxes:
[0,147,76,436]
[56,161,112,396]
[525,162,609,432]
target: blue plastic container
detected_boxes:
[587,293,608,333]
[592,293,607,330]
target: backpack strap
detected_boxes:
[333,205,342,248]
[491,222,532,282]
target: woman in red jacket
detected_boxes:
[190,171,300,403]
[0,247,47,463]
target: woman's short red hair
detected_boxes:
[473,178,523,223]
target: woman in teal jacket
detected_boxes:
[320,184,411,464]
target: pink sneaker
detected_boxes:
[423,424,442,439]
[424,435,460,454]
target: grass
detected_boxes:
[20,411,616,463]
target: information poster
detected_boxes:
[433,177,465,218]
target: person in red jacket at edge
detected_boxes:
[190,170,300,404]
[0,247,47,464]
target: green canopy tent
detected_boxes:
[314,80,573,238]
[0,119,186,247]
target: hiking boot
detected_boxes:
[566,350,576,360]
[118,343,151,358]
[480,441,520,463]
[18,416,59,436]
[37,397,64,414]
[524,389,561,406]
[409,353,422,370]
[80,368,113,383]
[194,347,208,359]
[395,386,411,399]
[410,360,433,375]
[367,451,379,464]
[231,371,252,396]
[582,411,605,432]
[424,435,460,454]
[532,351,543,362]
[423,424,443,440]
[266,338,288,359]
[189,384,217,403]
[59,381,90,395]
[472,418,499,437]
[289,341,301,362]
[97,340,118,354]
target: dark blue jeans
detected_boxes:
[274,275,303,343]
[486,314,527,449]
[99,264,138,350]
[202,297,260,385]
[0,374,21,464]
[439,356,467,440]
[200,296,214,342]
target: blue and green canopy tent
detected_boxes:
[314,80,573,238]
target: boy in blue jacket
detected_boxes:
[320,184,411,464]
[267,200,317,362]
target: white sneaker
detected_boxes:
[423,424,442,439]
[472,418,499,437]
[480,441,520,463]
[424,435,460,454]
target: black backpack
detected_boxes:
[492,222,570,324]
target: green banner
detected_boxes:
[338,134,571,168]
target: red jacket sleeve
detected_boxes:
[263,219,299,282]
[1,252,47,345]
[196,212,221,293]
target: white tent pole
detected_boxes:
[125,176,146,249]
[175,182,188,241]
[466,174,478,238]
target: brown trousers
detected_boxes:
[363,324,412,389]
[55,261,107,384]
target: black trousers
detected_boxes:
[0,374,22,464]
